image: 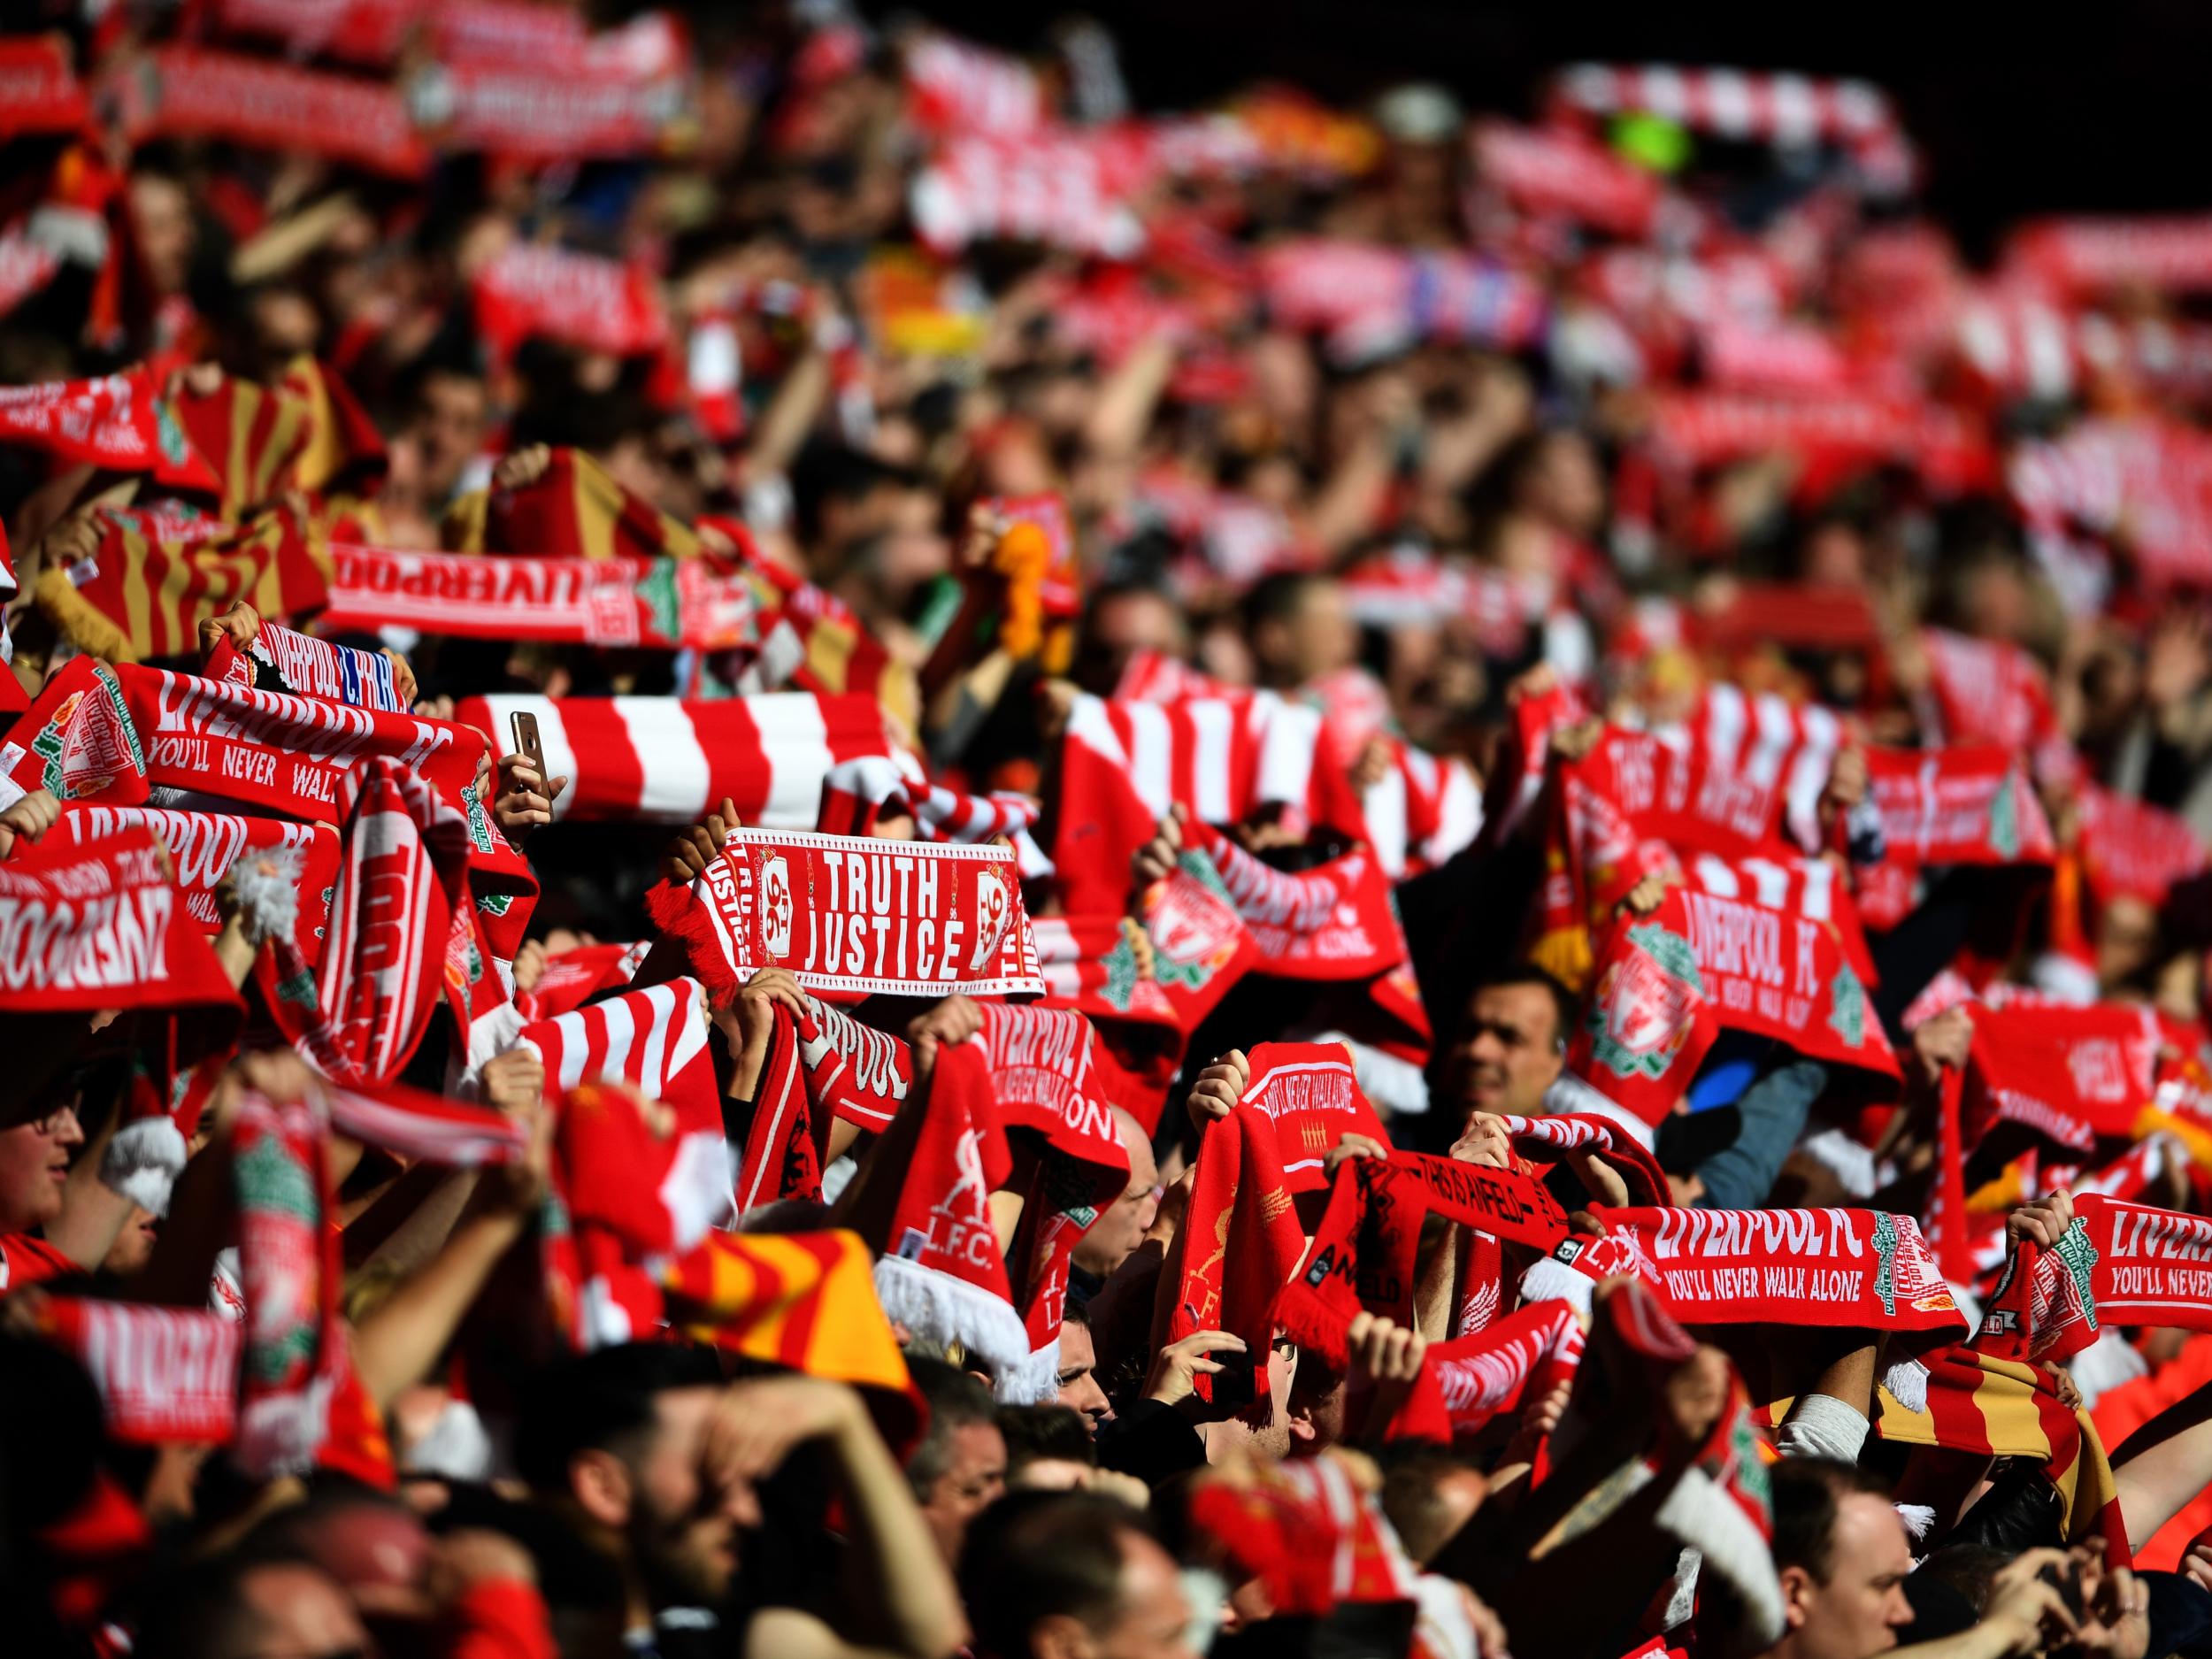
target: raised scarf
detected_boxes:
[1858,746,2056,929]
[734,996,915,1210]
[1425,1297,1586,1438]
[1979,1195,2212,1366]
[1187,818,1408,982]
[36,1299,242,1445]
[1496,1112,1671,1205]
[256,757,472,1087]
[0,371,214,491]
[46,805,338,958]
[406,13,690,163]
[1553,905,1723,1141]
[1274,1151,1569,1371]
[4,656,486,821]
[35,505,330,664]
[1236,1042,1393,1190]
[471,242,669,364]
[453,690,902,826]
[207,620,407,713]
[446,446,702,561]
[515,941,641,1021]
[116,46,426,179]
[841,1039,1031,1386]
[2077,780,2206,905]
[1966,1000,2161,1150]
[646,826,1043,1002]
[1170,1104,1306,1408]
[319,544,760,652]
[1182,1453,1421,1621]
[167,372,319,518]
[231,1088,384,1482]
[0,825,241,1015]
[1587,1206,1964,1341]
[1049,687,1370,916]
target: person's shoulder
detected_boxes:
[740,1606,885,1659]
[0,1232,74,1291]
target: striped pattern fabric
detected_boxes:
[1549,64,1903,155]
[1362,741,1483,879]
[520,977,715,1111]
[816,753,1046,872]
[443,446,703,561]
[1662,683,1846,856]
[1870,1349,2126,1555]
[662,1228,916,1400]
[1063,689,1370,847]
[749,591,923,742]
[454,691,912,825]
[36,506,330,663]
[170,373,319,518]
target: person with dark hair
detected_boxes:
[958,1491,1194,1659]
[1246,571,1358,691]
[998,1403,1098,1489]
[905,1356,1009,1567]
[1054,1301,1113,1432]
[1442,964,1574,1124]
[133,1553,372,1659]
[518,1342,964,1659]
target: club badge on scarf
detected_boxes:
[647,826,1043,1002]
[1979,1196,2212,1365]
[1558,904,1723,1137]
[1187,820,1406,981]
[206,620,407,714]
[1586,1206,1963,1333]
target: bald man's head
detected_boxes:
[1072,1109,1160,1277]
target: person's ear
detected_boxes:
[1286,1396,1318,1444]
[570,1448,634,1529]
[1779,1563,1814,1631]
[1032,1611,1096,1659]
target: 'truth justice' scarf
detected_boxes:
[646,826,1044,1002]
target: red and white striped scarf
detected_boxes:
[1918,628,2075,782]
[1052,688,1369,915]
[319,544,759,652]
[815,753,1047,873]
[1425,1298,1586,1437]
[525,978,733,1281]
[454,691,910,825]
[257,758,473,1087]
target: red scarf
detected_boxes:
[1859,746,2056,928]
[6,657,486,821]
[646,827,1043,1003]
[1274,1151,1569,1371]
[457,446,703,561]
[1425,1297,1586,1437]
[0,372,214,491]
[1236,1042,1393,1190]
[1183,1454,1420,1619]
[842,1040,1031,1386]
[515,941,641,1021]
[1171,1104,1305,1408]
[1586,1206,1964,1337]
[117,47,426,179]
[1187,819,1407,982]
[1966,1000,2161,1150]
[45,805,339,961]
[2077,781,2206,905]
[320,544,759,653]
[410,12,690,162]
[0,826,241,1016]
[1980,1195,2212,1366]
[1555,905,1724,1140]
[36,1299,241,1445]
[972,1003,1129,1187]
[257,758,473,1087]
[472,242,669,364]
